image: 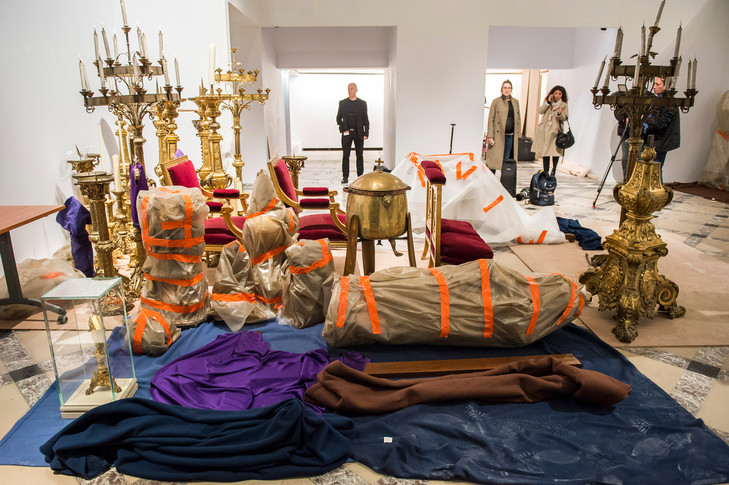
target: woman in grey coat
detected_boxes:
[485,80,521,173]
[532,85,569,176]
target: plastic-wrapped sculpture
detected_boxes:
[137,186,211,329]
[323,258,585,348]
[698,91,729,190]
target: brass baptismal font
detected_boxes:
[579,1,697,343]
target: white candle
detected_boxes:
[634,57,641,87]
[209,44,216,85]
[594,55,606,89]
[158,28,163,60]
[93,28,100,60]
[132,53,139,85]
[640,24,646,57]
[98,124,109,173]
[79,57,90,91]
[101,26,111,59]
[112,154,121,190]
[174,57,181,87]
[686,59,692,90]
[674,56,682,86]
[141,32,148,58]
[616,28,623,59]
[113,32,119,59]
[120,0,128,26]
[655,0,665,27]
[602,58,613,89]
[162,57,170,86]
[692,58,698,89]
[98,57,106,88]
[137,26,143,54]
[674,24,682,59]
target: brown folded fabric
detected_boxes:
[304,357,631,414]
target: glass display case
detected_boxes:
[41,277,137,418]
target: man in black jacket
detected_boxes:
[336,83,369,184]
[645,76,680,182]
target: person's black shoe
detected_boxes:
[341,178,348,184]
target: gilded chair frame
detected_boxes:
[266,154,348,248]
[422,171,444,267]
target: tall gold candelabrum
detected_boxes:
[190,89,229,189]
[152,98,182,178]
[579,6,697,343]
[217,48,269,181]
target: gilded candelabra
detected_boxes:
[579,1,696,343]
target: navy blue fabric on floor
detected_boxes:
[2,320,729,484]
[40,398,353,482]
[556,217,603,250]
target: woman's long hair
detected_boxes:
[546,85,569,103]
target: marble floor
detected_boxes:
[1,150,728,484]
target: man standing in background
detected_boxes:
[337,83,369,184]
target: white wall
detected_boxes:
[289,72,384,150]
[0,0,230,271]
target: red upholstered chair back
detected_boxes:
[273,159,298,205]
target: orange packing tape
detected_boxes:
[144,271,204,287]
[483,195,504,214]
[552,273,578,326]
[250,243,290,265]
[428,268,450,338]
[289,240,333,274]
[212,292,257,303]
[359,276,381,335]
[718,130,728,141]
[255,294,282,305]
[133,308,171,354]
[141,293,208,314]
[247,197,278,219]
[478,259,494,338]
[524,275,540,335]
[336,276,350,328]
[146,250,203,264]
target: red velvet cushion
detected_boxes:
[213,188,240,198]
[440,232,493,265]
[204,232,237,245]
[302,187,329,196]
[298,213,347,241]
[425,167,446,184]
[204,216,246,234]
[168,160,201,189]
[206,201,224,212]
[420,160,438,169]
[274,159,298,204]
[441,218,480,236]
[300,198,331,209]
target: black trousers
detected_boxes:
[341,133,364,180]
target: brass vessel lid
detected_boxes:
[346,158,410,195]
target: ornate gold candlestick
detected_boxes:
[73,172,116,278]
[283,155,307,190]
[579,6,696,342]
[190,91,228,189]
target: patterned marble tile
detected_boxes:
[15,372,53,408]
[622,347,691,369]
[310,464,373,485]
[670,370,716,415]
[0,371,12,387]
[693,346,729,368]
[79,468,131,484]
[0,332,36,372]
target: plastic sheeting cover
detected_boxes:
[699,90,729,190]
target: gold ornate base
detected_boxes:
[579,147,685,343]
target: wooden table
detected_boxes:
[0,205,67,323]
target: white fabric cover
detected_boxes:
[699,91,729,190]
[322,259,585,348]
[391,152,565,245]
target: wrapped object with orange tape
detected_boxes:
[279,239,336,329]
[137,186,211,328]
[126,308,180,355]
[242,170,299,306]
[322,259,585,348]
[210,240,275,332]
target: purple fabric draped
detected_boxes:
[150,330,368,413]
[56,196,94,277]
[129,162,148,228]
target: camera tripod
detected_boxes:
[592,124,630,208]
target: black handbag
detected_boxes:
[556,120,575,149]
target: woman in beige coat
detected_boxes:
[485,80,521,173]
[532,85,569,175]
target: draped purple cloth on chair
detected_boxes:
[129,162,148,228]
[56,196,94,277]
[150,330,368,413]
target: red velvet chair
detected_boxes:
[159,155,248,263]
[267,156,347,246]
[420,160,493,266]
